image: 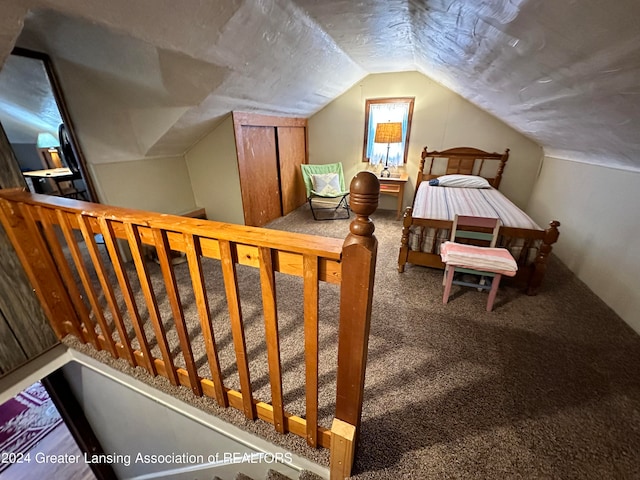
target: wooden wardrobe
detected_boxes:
[232,112,308,227]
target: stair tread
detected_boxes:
[298,471,325,480]
[235,473,254,480]
[265,469,293,480]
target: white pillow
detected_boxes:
[437,174,491,189]
[311,173,341,196]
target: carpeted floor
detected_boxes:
[65,205,640,479]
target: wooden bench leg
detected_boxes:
[486,274,502,312]
[442,264,455,304]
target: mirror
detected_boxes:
[0,47,96,201]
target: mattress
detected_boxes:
[412,183,541,230]
[408,183,542,264]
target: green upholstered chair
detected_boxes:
[300,163,350,220]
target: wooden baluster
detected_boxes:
[184,233,227,406]
[303,253,319,446]
[0,200,78,340]
[258,246,285,434]
[153,228,202,396]
[36,206,90,342]
[332,171,379,477]
[220,239,255,420]
[98,217,155,375]
[124,222,179,386]
[77,215,136,366]
[56,210,117,356]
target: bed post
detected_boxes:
[398,206,413,272]
[333,171,379,478]
[493,148,510,189]
[527,220,560,295]
[417,147,430,190]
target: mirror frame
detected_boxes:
[11,46,98,202]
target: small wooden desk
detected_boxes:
[378,172,409,219]
[23,168,74,193]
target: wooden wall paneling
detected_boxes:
[0,309,28,375]
[277,126,308,215]
[0,222,59,358]
[0,123,29,188]
[0,122,58,377]
[236,125,281,227]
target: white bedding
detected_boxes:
[412,183,541,230]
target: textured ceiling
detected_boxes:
[0,0,639,170]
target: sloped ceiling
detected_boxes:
[1,0,639,170]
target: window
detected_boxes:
[362,97,415,166]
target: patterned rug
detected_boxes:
[0,381,62,473]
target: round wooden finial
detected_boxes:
[348,171,379,237]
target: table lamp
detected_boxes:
[36,132,62,168]
[374,122,403,178]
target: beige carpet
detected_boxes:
[65,205,640,479]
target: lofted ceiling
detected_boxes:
[0,0,639,170]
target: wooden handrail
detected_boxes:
[0,175,380,480]
[0,190,343,258]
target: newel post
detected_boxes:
[331,171,379,480]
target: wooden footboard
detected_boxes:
[398,207,561,295]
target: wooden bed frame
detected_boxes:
[397,147,560,295]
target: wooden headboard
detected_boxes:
[418,146,510,190]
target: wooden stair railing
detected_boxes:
[0,171,379,480]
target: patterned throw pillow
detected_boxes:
[311,173,341,196]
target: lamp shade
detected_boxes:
[36,132,60,149]
[374,122,403,144]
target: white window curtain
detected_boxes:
[366,102,409,167]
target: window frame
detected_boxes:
[362,97,415,164]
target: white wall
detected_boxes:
[308,71,543,212]
[527,156,640,333]
[184,115,244,224]
[91,155,197,215]
[27,54,202,215]
[61,356,325,479]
